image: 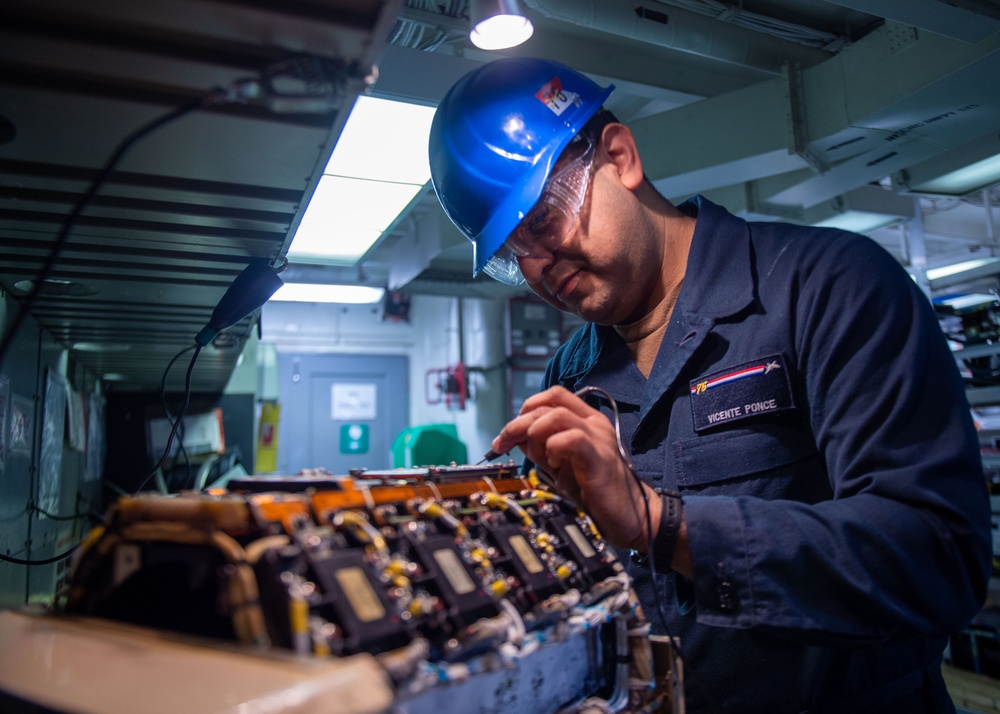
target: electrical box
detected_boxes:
[508,298,562,359]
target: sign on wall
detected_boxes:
[331,383,377,421]
[339,424,369,454]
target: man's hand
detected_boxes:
[492,386,660,552]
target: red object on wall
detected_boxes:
[426,363,466,410]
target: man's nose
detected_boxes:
[516,252,553,285]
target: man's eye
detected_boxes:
[525,205,554,236]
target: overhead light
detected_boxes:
[893,133,1000,197]
[72,342,131,352]
[470,0,534,50]
[13,278,98,297]
[288,96,437,265]
[927,257,1000,281]
[907,153,1000,195]
[812,210,906,234]
[805,185,915,234]
[270,283,385,304]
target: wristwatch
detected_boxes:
[630,490,683,573]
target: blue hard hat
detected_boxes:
[428,57,614,278]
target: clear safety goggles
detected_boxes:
[483,134,596,286]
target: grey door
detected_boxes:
[277,354,408,475]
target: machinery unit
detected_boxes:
[34,463,680,714]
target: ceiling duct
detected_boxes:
[822,0,1000,42]
[628,22,1000,208]
[522,0,831,74]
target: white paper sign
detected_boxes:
[332,383,377,421]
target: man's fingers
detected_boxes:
[520,385,600,418]
[492,405,554,454]
[493,385,607,455]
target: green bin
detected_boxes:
[391,424,468,467]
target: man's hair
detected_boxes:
[580,107,658,191]
[580,107,619,142]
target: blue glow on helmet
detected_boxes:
[428,58,614,277]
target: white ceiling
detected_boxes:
[1,0,999,393]
[362,0,1000,297]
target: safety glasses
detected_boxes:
[483,134,596,286]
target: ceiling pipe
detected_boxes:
[522,0,831,75]
[985,188,997,247]
[906,198,931,298]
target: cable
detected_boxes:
[0,92,223,367]
[160,345,198,489]
[133,344,203,493]
[32,505,100,523]
[574,385,725,714]
[572,387,665,626]
[0,544,80,566]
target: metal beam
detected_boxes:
[629,21,1000,208]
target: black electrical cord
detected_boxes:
[0,92,225,367]
[0,544,80,566]
[575,385,725,714]
[2,511,97,565]
[133,344,203,493]
[32,505,101,523]
[160,345,198,489]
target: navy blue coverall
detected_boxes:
[540,196,992,713]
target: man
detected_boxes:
[428,57,991,712]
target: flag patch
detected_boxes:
[689,353,795,432]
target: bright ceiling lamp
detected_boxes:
[812,210,906,234]
[910,153,1000,195]
[270,283,385,304]
[926,257,1000,281]
[893,133,1000,196]
[288,96,437,265]
[470,0,534,50]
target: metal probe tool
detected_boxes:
[476,449,503,464]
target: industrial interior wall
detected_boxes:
[0,293,102,609]
[409,295,510,462]
[221,331,261,475]
[258,295,510,467]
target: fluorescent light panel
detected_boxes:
[926,257,1000,281]
[813,210,904,234]
[288,96,437,264]
[911,153,1000,196]
[895,134,1000,197]
[271,283,385,304]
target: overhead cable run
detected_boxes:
[390,0,470,50]
[654,0,851,51]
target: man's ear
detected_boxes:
[600,123,645,191]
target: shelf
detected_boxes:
[956,343,1000,360]
[969,387,1000,406]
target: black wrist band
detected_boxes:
[632,491,683,573]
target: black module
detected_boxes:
[304,547,413,655]
[546,516,622,586]
[484,523,565,607]
[406,533,500,629]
